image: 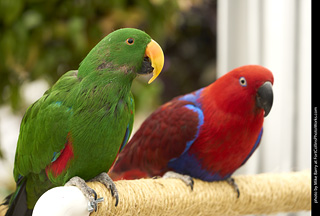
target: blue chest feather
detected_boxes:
[168,152,230,181]
[178,88,204,107]
[176,88,205,154]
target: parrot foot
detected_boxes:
[226,177,240,198]
[65,176,104,212]
[89,172,119,207]
[162,171,194,190]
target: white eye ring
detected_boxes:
[239,77,247,87]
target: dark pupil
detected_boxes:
[241,79,245,84]
[128,38,134,44]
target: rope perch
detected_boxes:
[87,171,311,216]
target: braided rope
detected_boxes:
[88,170,311,216]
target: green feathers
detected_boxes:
[78,28,152,79]
[9,28,164,209]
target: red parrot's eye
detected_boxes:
[239,77,247,87]
[126,38,134,45]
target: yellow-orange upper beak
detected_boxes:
[145,39,164,84]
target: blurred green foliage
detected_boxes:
[0,0,217,112]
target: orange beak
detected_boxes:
[144,39,165,84]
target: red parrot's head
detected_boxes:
[206,65,274,118]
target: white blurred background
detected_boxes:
[218,0,311,175]
[219,0,311,215]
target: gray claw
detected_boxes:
[226,177,240,198]
[65,176,104,212]
[89,172,119,206]
[163,171,194,190]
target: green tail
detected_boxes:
[2,177,33,216]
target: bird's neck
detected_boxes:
[75,66,135,107]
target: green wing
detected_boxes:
[118,92,135,154]
[118,93,135,153]
[13,70,79,182]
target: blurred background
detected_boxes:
[0,0,311,215]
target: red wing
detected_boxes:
[110,99,200,179]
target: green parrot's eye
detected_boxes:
[126,38,134,45]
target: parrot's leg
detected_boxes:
[89,172,119,207]
[226,177,240,198]
[162,171,194,190]
[65,176,104,212]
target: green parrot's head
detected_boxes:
[79,28,164,84]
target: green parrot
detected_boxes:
[2,28,164,216]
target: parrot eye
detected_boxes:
[239,77,247,87]
[126,38,134,45]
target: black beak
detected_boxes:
[138,57,154,75]
[256,81,273,117]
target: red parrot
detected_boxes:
[109,65,274,195]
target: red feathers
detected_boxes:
[110,99,200,179]
[46,133,74,177]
